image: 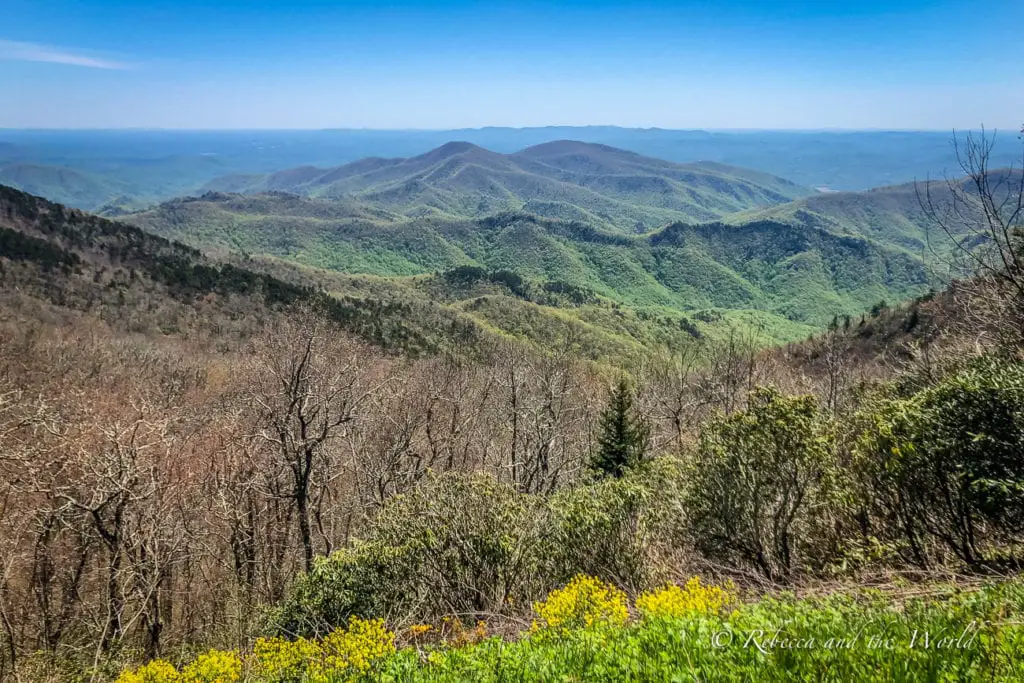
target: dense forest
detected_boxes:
[1,132,1023,681]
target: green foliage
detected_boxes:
[686,388,838,580]
[273,466,685,637]
[0,225,80,273]
[393,580,1023,682]
[592,377,650,478]
[272,474,543,635]
[127,186,932,334]
[127,579,1024,682]
[852,355,1024,569]
[542,460,686,593]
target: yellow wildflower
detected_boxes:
[115,659,180,683]
[532,575,629,633]
[635,577,737,619]
[253,635,323,682]
[321,616,396,675]
[179,649,242,683]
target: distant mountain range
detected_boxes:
[0,163,126,211]
[126,142,936,331]
[198,141,811,232]
[3,137,978,353]
[2,128,1020,212]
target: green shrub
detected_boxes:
[686,388,839,580]
[272,473,544,635]
[853,355,1024,568]
[541,460,684,593]
[273,465,686,636]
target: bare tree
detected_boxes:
[246,311,378,572]
[636,344,704,451]
[918,127,1024,342]
[495,343,593,494]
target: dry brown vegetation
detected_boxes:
[0,282,857,677]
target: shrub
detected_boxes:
[270,540,411,638]
[274,464,689,637]
[853,355,1024,568]
[272,473,543,635]
[686,387,838,580]
[542,460,684,592]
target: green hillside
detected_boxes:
[128,190,930,330]
[726,172,1024,258]
[119,143,969,351]
[0,163,126,210]
[3,183,809,363]
[199,141,812,232]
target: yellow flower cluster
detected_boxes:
[532,575,629,632]
[253,635,323,681]
[180,650,243,683]
[635,577,736,619]
[322,616,396,674]
[115,650,241,683]
[118,618,395,683]
[115,579,739,682]
[253,616,395,682]
[115,659,181,683]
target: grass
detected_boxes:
[111,577,1024,682]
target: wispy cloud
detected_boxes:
[0,39,131,69]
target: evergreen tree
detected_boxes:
[592,377,650,478]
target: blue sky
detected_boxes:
[3,0,1022,129]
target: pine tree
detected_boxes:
[592,377,650,478]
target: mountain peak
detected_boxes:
[414,141,489,162]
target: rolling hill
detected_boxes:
[199,141,812,232]
[0,183,483,355]
[0,163,127,211]
[729,169,1024,261]
[127,188,931,329]
[3,184,815,364]
[728,181,939,255]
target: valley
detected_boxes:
[115,140,939,356]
